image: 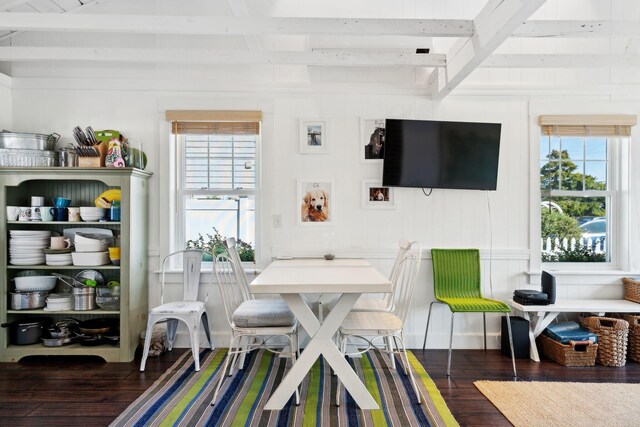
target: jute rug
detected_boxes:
[475,380,640,427]
[112,349,457,427]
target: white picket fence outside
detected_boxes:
[541,236,606,254]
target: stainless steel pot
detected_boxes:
[58,147,78,167]
[10,291,48,310]
[0,132,60,151]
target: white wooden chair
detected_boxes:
[211,248,300,406]
[349,239,419,369]
[140,249,214,372]
[335,242,422,405]
[350,239,415,313]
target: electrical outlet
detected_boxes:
[272,214,282,228]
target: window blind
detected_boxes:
[539,115,637,137]
[166,110,262,135]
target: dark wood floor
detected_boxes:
[1,348,640,426]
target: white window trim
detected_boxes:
[529,106,632,277]
[172,130,261,266]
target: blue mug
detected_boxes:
[52,207,68,221]
[52,196,72,208]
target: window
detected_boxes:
[168,111,261,262]
[538,115,635,265]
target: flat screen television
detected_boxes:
[382,119,501,190]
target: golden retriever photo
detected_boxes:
[301,188,330,222]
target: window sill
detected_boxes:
[526,270,639,285]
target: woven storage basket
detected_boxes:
[622,277,640,304]
[609,313,640,363]
[539,334,597,366]
[579,316,629,367]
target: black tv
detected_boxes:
[382,119,501,190]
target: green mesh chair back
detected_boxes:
[431,249,510,313]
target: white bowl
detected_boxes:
[74,241,109,252]
[72,251,110,266]
[13,275,57,291]
[75,234,110,244]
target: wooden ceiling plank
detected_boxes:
[0,13,474,37]
[0,46,447,66]
[0,0,112,43]
[227,0,261,51]
[428,0,547,100]
[484,54,640,68]
[515,20,640,38]
[0,0,29,11]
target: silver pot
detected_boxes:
[0,131,60,151]
[10,291,49,310]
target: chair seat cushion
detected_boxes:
[340,311,403,334]
[150,301,205,314]
[437,297,510,313]
[232,299,296,328]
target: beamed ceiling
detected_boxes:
[0,0,639,98]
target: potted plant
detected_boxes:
[186,227,255,262]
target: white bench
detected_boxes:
[507,299,640,362]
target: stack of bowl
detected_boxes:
[96,283,120,310]
[72,233,110,266]
[79,207,106,222]
[45,293,74,311]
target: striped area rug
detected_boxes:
[111,349,458,427]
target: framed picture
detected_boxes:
[298,179,334,225]
[360,118,386,163]
[299,120,328,154]
[362,180,395,209]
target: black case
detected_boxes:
[513,271,557,305]
[513,291,549,305]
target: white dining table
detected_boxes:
[249,258,391,410]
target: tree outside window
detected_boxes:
[540,137,609,262]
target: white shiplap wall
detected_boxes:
[8,81,639,349]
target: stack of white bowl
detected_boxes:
[72,233,110,266]
[9,230,51,265]
[45,293,74,311]
[79,207,106,222]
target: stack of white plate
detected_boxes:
[79,207,106,222]
[44,293,74,311]
[9,230,51,265]
[44,248,73,266]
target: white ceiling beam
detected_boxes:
[428,0,546,100]
[483,54,640,68]
[0,13,474,37]
[0,46,447,66]
[514,20,640,38]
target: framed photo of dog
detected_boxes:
[300,120,328,154]
[362,180,395,209]
[298,179,334,225]
[360,118,386,163]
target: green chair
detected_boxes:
[422,249,517,377]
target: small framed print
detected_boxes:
[362,180,395,209]
[298,179,334,225]
[360,118,386,163]
[300,120,328,154]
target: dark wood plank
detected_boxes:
[0,347,639,425]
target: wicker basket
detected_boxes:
[622,277,640,304]
[609,313,640,363]
[539,334,597,366]
[579,316,629,367]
